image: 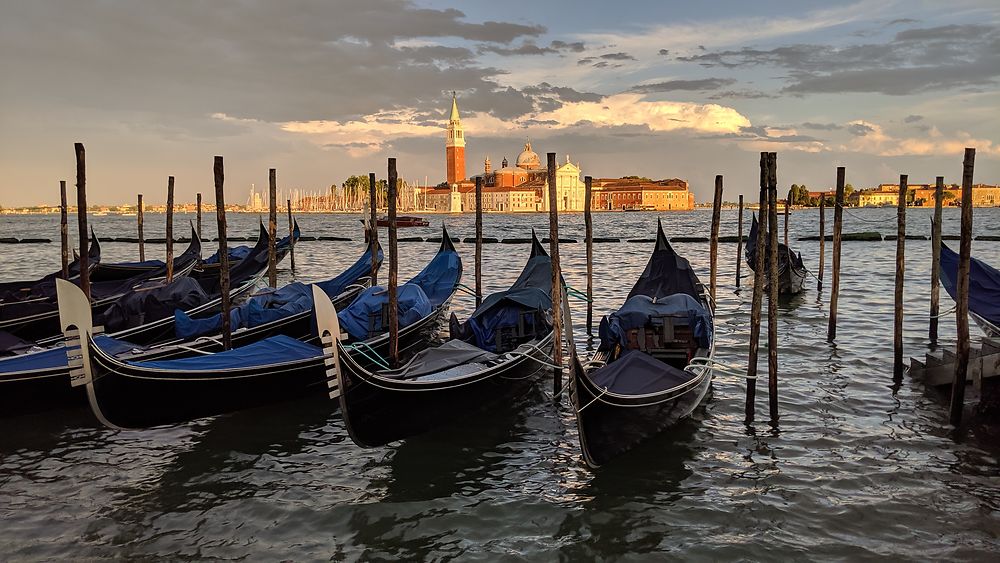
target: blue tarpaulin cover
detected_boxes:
[599,293,713,350]
[338,284,431,341]
[204,246,252,265]
[0,335,139,374]
[940,241,1000,327]
[131,334,321,371]
[590,350,696,394]
[174,245,381,340]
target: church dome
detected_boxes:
[515,141,541,170]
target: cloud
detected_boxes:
[550,40,586,53]
[904,114,924,123]
[658,49,670,56]
[708,89,778,100]
[278,93,753,155]
[600,52,637,61]
[844,120,1000,157]
[886,18,920,27]
[800,122,843,130]
[847,122,875,136]
[630,78,736,93]
[674,24,1000,96]
[478,42,557,56]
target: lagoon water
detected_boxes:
[1,207,999,560]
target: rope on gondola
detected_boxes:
[454,283,478,297]
[343,340,390,370]
[564,285,592,303]
[577,386,610,413]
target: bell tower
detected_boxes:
[445,92,466,185]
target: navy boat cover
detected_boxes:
[590,350,696,394]
[599,293,713,350]
[131,334,321,371]
[940,241,1000,327]
[338,284,431,341]
[174,245,382,340]
[100,277,210,332]
[0,335,138,374]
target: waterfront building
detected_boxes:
[591,178,694,211]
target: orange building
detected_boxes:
[445,93,465,185]
[591,178,694,211]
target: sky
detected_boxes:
[1,0,998,206]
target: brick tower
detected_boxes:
[446,93,465,185]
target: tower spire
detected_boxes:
[445,93,466,184]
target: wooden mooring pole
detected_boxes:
[894,175,907,379]
[137,193,145,262]
[74,143,90,301]
[287,199,296,274]
[784,187,790,248]
[950,148,976,426]
[585,175,594,335]
[547,152,564,401]
[766,152,780,422]
[196,192,202,241]
[368,172,378,287]
[59,181,69,279]
[166,176,175,282]
[828,167,846,341]
[475,176,483,308]
[268,168,278,288]
[745,152,769,423]
[818,198,826,293]
[709,175,723,304]
[387,158,399,367]
[214,156,232,350]
[929,177,944,343]
[735,194,744,289]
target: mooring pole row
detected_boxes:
[745,152,769,423]
[929,176,944,343]
[893,174,907,380]
[950,148,976,427]
[387,158,399,368]
[709,175,723,304]
[214,156,232,350]
[828,167,846,341]
[268,168,278,289]
[74,143,90,301]
[766,152,780,423]
[60,180,69,280]
[547,152,564,402]
[166,176,174,283]
[584,175,594,335]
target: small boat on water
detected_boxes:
[745,214,807,295]
[360,215,430,229]
[569,220,715,469]
[330,230,555,448]
[940,241,1000,338]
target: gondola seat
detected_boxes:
[590,350,696,395]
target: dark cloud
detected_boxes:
[846,123,875,136]
[600,52,637,61]
[521,83,603,103]
[886,18,920,27]
[550,40,586,53]
[676,24,1000,96]
[0,0,551,123]
[658,49,670,56]
[800,122,843,130]
[630,78,736,93]
[708,89,777,100]
[478,42,557,56]
[904,114,924,123]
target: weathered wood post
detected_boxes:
[818,195,825,292]
[710,175,723,304]
[585,175,594,335]
[166,176,175,282]
[287,199,296,273]
[828,167,846,341]
[893,175,907,379]
[950,148,975,426]
[746,152,769,423]
[137,193,145,262]
[766,153,780,422]
[267,168,278,288]
[60,180,69,279]
[736,194,744,288]
[368,172,378,287]
[196,192,202,240]
[784,187,791,247]
[929,176,944,343]
[213,156,232,350]
[547,152,564,400]
[475,175,483,308]
[74,143,91,300]
[387,159,399,367]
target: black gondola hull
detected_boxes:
[571,357,711,468]
[337,332,553,447]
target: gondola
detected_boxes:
[0,231,101,303]
[940,241,1000,338]
[745,214,807,295]
[0,228,202,348]
[57,229,457,428]
[55,279,344,430]
[0,233,364,417]
[569,220,715,469]
[360,215,430,229]
[330,230,555,448]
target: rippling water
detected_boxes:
[2,208,999,560]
